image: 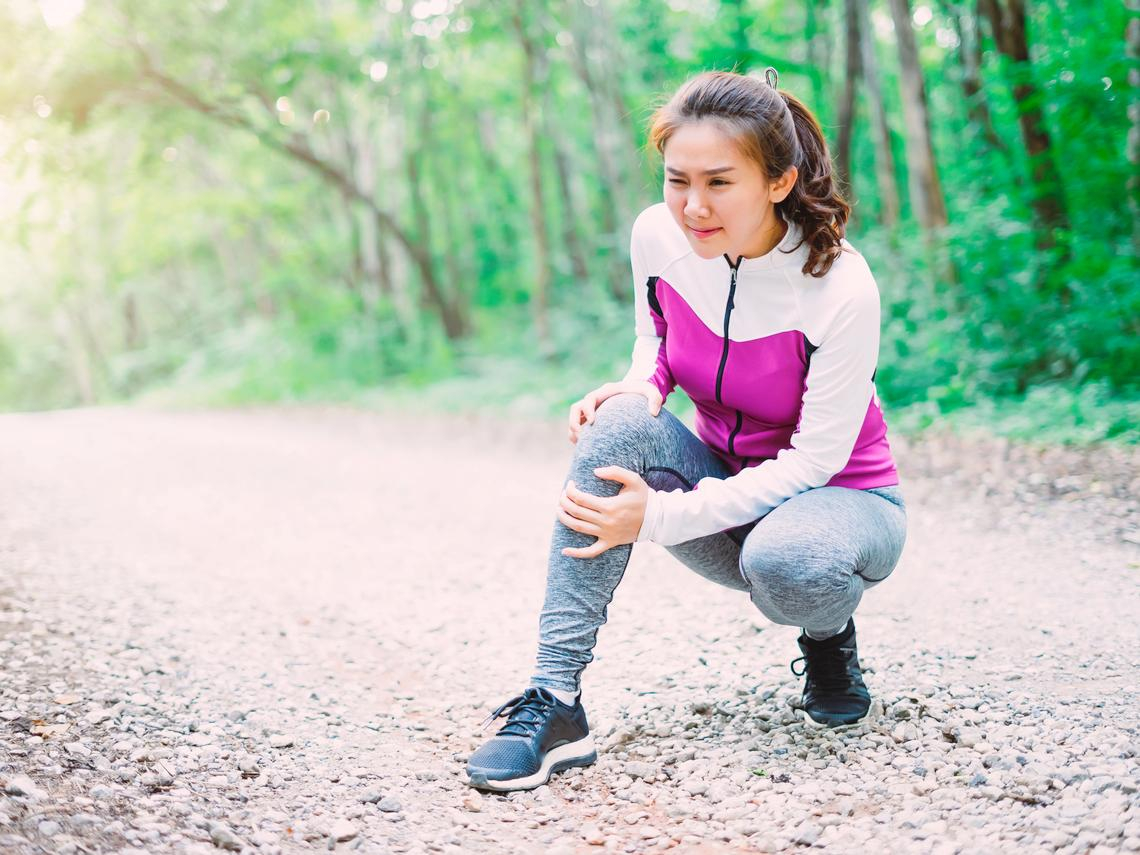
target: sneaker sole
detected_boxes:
[466,735,597,792]
[801,708,868,729]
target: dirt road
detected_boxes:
[0,406,1136,854]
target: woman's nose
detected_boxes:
[684,193,710,219]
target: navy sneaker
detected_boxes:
[466,687,596,792]
[791,618,872,727]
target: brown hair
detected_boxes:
[647,70,851,277]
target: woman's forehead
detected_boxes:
[664,122,754,172]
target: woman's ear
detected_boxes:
[770,166,798,204]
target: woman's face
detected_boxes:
[662,120,795,261]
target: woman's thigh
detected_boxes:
[589,398,749,591]
[583,394,733,492]
[741,485,908,597]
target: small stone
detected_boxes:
[582,823,605,845]
[682,780,708,796]
[3,776,45,799]
[377,797,401,813]
[269,735,294,749]
[238,756,260,777]
[794,823,821,846]
[360,790,383,804]
[956,728,983,748]
[329,819,356,842]
[626,762,658,781]
[85,708,114,725]
[462,796,482,812]
[892,722,919,744]
[37,821,61,836]
[209,822,242,851]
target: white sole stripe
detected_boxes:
[468,735,597,792]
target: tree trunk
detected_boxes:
[954,0,1007,153]
[405,78,468,339]
[567,0,638,301]
[855,0,901,226]
[977,0,1070,254]
[805,0,830,116]
[835,0,862,202]
[887,0,950,229]
[511,2,553,351]
[1126,0,1140,255]
[544,81,592,288]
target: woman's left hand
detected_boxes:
[558,467,649,559]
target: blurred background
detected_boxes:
[0,0,1136,442]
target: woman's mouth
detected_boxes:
[688,225,722,239]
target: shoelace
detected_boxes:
[479,690,557,737]
[790,645,856,693]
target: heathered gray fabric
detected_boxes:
[530,393,907,694]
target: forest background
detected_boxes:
[1,0,1137,444]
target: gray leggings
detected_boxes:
[530,394,907,695]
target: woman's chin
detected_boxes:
[688,242,725,260]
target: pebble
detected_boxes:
[208,822,242,851]
[377,797,402,813]
[2,776,45,799]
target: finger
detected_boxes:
[582,395,597,425]
[557,509,601,536]
[568,403,585,433]
[559,492,604,525]
[562,540,609,559]
[593,465,641,488]
[565,482,609,512]
[648,391,663,416]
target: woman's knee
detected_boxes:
[576,394,660,457]
[742,538,858,622]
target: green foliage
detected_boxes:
[0,0,1135,447]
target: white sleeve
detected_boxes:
[622,211,675,398]
[637,272,881,546]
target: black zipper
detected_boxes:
[717,256,745,457]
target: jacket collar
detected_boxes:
[722,220,805,273]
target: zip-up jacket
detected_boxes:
[625,203,899,546]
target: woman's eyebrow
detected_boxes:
[665,166,736,177]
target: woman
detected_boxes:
[466,69,906,793]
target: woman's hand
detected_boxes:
[567,380,663,444]
[557,467,649,559]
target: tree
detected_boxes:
[977,0,1070,256]
[887,0,950,229]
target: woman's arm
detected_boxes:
[622,211,676,402]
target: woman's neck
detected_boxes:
[739,215,788,260]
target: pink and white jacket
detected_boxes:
[626,203,899,546]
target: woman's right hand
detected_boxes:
[567,380,664,444]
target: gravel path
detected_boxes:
[0,405,1137,854]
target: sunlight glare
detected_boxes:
[37,0,84,29]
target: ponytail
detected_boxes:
[776,91,851,277]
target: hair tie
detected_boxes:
[763,67,779,88]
